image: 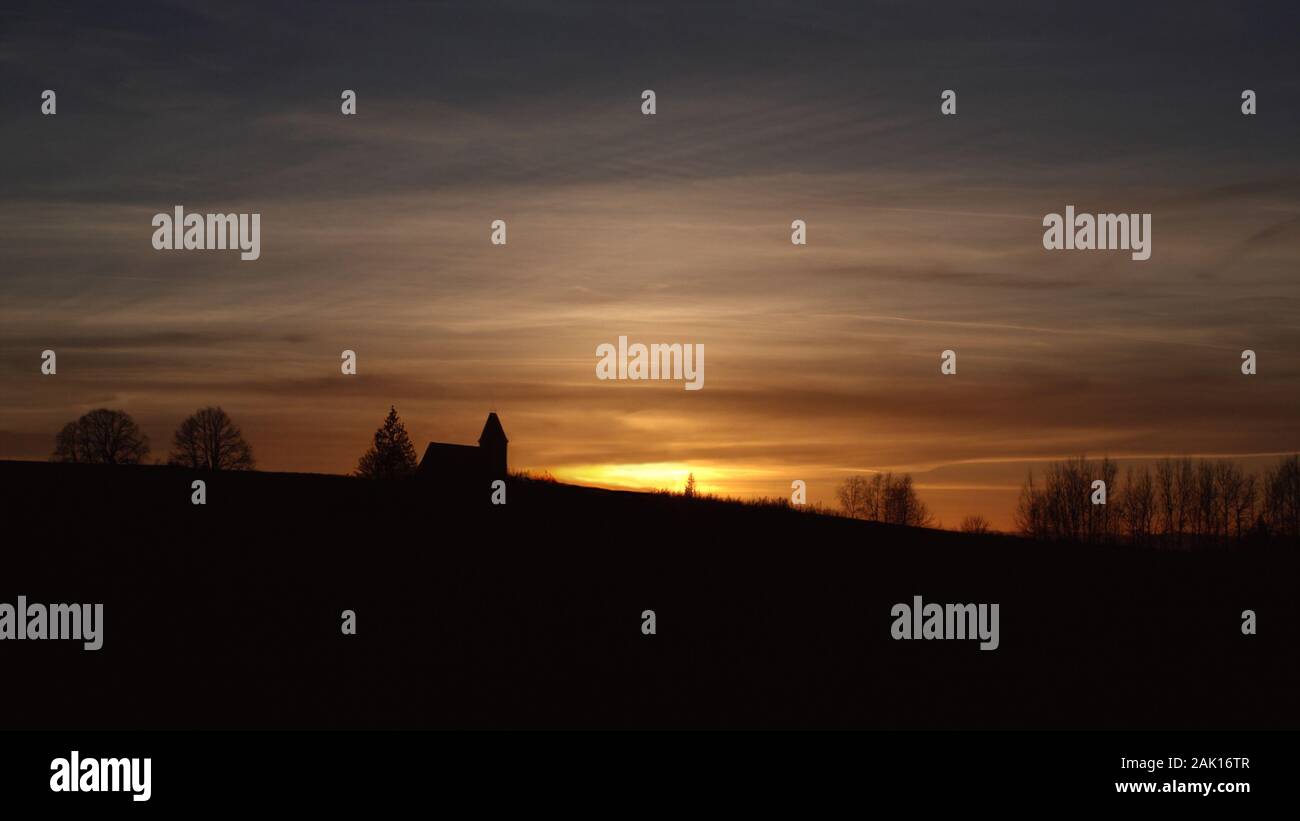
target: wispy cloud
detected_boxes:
[2,0,1298,528]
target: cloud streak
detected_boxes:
[2,1,1298,529]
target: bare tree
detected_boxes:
[884,473,933,527]
[1018,457,1132,543]
[51,409,150,465]
[52,421,83,463]
[1022,457,1092,542]
[1193,460,1218,542]
[1263,455,1300,541]
[838,472,932,527]
[1234,473,1258,540]
[837,475,869,519]
[1014,470,1046,539]
[863,474,886,521]
[1154,458,1175,542]
[1211,460,1246,544]
[959,514,992,534]
[1174,457,1196,546]
[1017,455,1282,548]
[1120,465,1156,546]
[1085,457,1119,544]
[169,406,255,470]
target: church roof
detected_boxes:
[478,412,508,445]
[420,441,478,459]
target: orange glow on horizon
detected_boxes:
[550,462,780,496]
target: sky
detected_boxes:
[2,1,1298,529]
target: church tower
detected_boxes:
[478,413,508,478]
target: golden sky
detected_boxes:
[1,3,1298,529]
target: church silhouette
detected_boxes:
[417,412,508,480]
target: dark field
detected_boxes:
[2,460,1295,729]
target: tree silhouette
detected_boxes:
[838,472,932,527]
[52,422,82,463]
[355,406,418,479]
[1119,465,1157,546]
[959,514,992,534]
[684,472,697,497]
[169,406,255,470]
[1014,454,1296,547]
[837,474,877,520]
[882,474,934,527]
[51,409,150,465]
[1264,454,1300,541]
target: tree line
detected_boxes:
[50,405,1300,545]
[52,406,255,470]
[1014,455,1300,547]
[49,404,421,478]
[836,472,934,527]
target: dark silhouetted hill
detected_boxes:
[1,460,1296,729]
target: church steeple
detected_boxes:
[478,412,507,446]
[478,413,508,477]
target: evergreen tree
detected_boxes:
[355,406,418,479]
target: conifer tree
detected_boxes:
[355,406,418,479]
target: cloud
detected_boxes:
[2,0,1299,530]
